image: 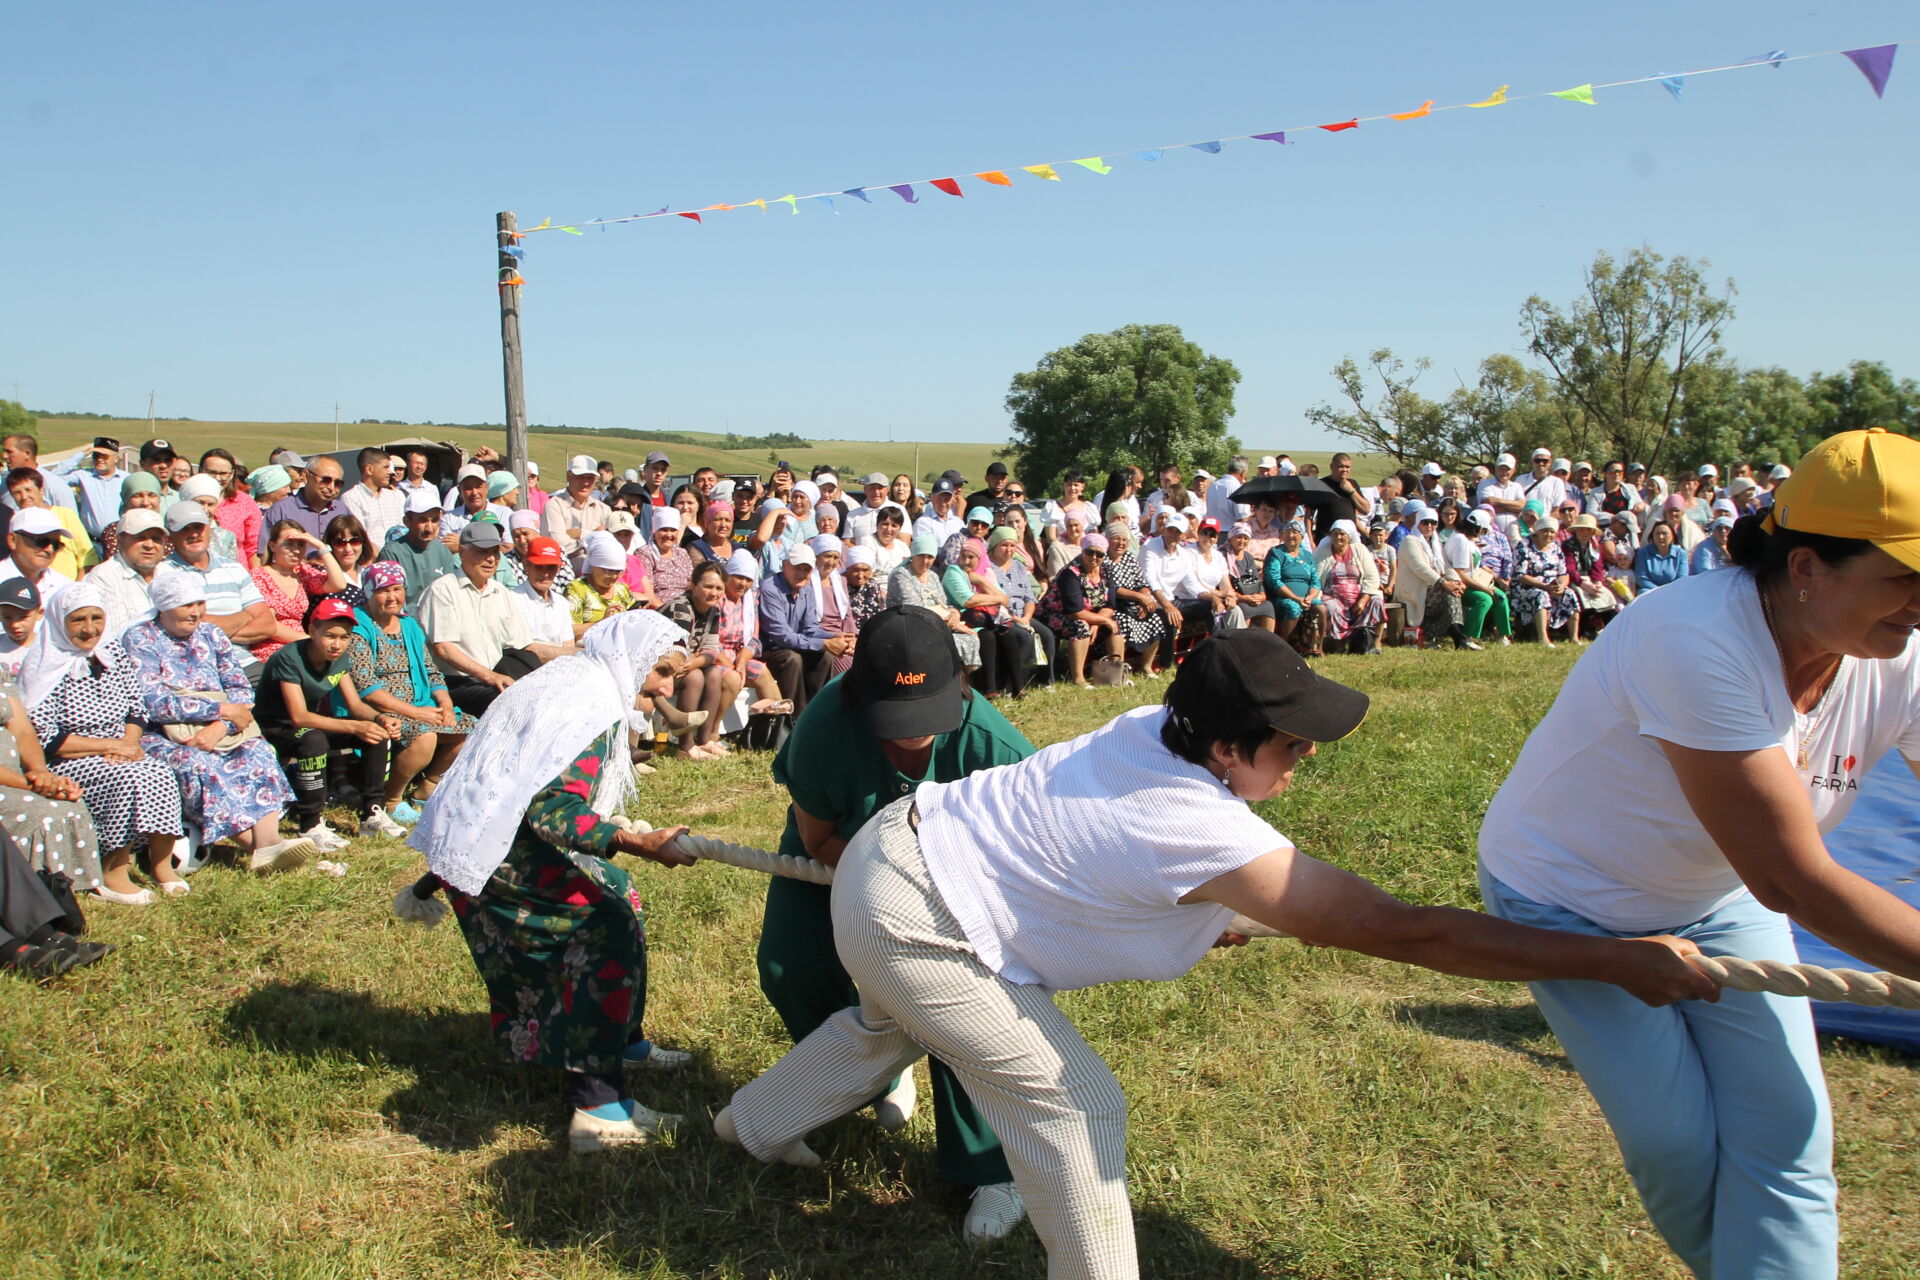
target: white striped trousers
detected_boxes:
[730,798,1139,1279]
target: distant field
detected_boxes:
[31,418,1389,489]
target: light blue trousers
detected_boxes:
[1478,869,1837,1280]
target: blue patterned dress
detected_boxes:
[121,620,295,843]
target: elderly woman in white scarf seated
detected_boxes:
[407,611,703,1154]
[1313,519,1386,655]
[22,583,193,902]
[120,573,317,875]
[807,535,858,679]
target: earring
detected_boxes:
[1797,589,1809,604]
[1223,767,1234,793]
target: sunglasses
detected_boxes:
[1005,489,1025,498]
[329,534,360,545]
[312,475,343,488]
[16,534,60,550]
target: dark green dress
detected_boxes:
[761,677,1034,1185]
[445,745,646,1076]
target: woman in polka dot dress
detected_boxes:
[0,673,105,899]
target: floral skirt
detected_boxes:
[446,833,648,1076]
[1324,589,1384,641]
[139,734,293,844]
[1510,584,1580,631]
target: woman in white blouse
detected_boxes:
[719,628,1715,1279]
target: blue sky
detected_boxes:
[5,3,1914,450]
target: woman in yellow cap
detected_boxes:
[1477,428,1920,1279]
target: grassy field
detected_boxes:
[7,644,1908,1279]
[30,417,1391,492]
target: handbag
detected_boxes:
[160,690,262,751]
[35,868,86,937]
[1088,655,1130,687]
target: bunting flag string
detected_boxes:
[511,40,1905,246]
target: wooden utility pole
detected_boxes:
[497,211,529,486]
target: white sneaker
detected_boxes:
[300,822,350,853]
[629,1045,691,1071]
[873,1069,916,1132]
[963,1181,1026,1243]
[713,1103,821,1168]
[250,837,316,874]
[567,1100,682,1154]
[361,807,407,839]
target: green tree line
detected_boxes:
[1307,246,1917,474]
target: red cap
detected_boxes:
[524,536,564,566]
[310,599,356,625]
[1198,516,1222,532]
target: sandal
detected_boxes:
[748,698,793,717]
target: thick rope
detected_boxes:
[620,819,1920,1011]
[1686,953,1920,1010]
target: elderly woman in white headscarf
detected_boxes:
[1314,519,1385,654]
[407,611,702,1154]
[121,572,314,874]
[23,582,190,902]
[640,508,694,605]
[807,534,857,678]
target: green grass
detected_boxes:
[32,417,1393,493]
[5,645,1910,1278]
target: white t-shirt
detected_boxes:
[1477,478,1525,510]
[1206,476,1244,527]
[914,705,1288,990]
[1520,472,1568,513]
[511,581,574,648]
[1480,568,1920,931]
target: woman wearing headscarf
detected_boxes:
[942,537,1016,697]
[1314,519,1385,654]
[845,546,887,633]
[248,463,293,514]
[1478,430,1920,1278]
[1224,521,1275,632]
[717,551,792,717]
[722,630,1715,1277]
[857,503,911,578]
[1103,521,1171,674]
[754,606,1037,1241]
[808,534,856,680]
[1511,516,1580,645]
[567,531,641,634]
[685,501,735,565]
[23,583,190,898]
[1563,513,1621,634]
[887,534,981,671]
[122,573,313,873]
[176,474,240,562]
[94,471,164,564]
[1041,511,1085,583]
[1262,521,1325,656]
[407,611,701,1153]
[1036,534,1122,687]
[987,526,1050,691]
[341,559,474,810]
[641,508,695,606]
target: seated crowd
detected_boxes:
[0,430,1782,976]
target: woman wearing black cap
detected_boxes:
[756,605,1035,1240]
[718,629,1717,1278]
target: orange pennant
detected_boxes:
[1391,99,1433,121]
[974,170,1013,186]
[702,203,734,211]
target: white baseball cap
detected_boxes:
[405,487,445,515]
[1421,462,1444,477]
[1698,463,1719,477]
[10,508,70,539]
[1532,447,1553,461]
[786,544,816,568]
[456,463,487,484]
[120,509,165,537]
[1551,458,1571,474]
[1495,452,1516,469]
[526,461,540,476]
[1258,456,1277,469]
[567,454,598,476]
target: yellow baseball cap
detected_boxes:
[1767,428,1920,571]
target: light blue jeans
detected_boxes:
[1478,869,1836,1280]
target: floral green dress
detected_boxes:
[444,746,649,1075]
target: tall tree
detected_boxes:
[1521,247,1735,472]
[1805,360,1918,440]
[0,400,35,438]
[1005,324,1240,493]
[1305,350,1564,474]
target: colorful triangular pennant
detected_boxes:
[1134,150,1163,161]
[1250,132,1290,144]
[973,171,1013,186]
[930,177,964,196]
[1023,164,1061,181]
[889,184,918,203]
[1843,44,1897,97]
[1319,119,1358,132]
[1390,100,1433,121]
[1551,84,1596,105]
[1468,84,1508,108]
[1659,74,1685,101]
[843,188,872,202]
[1071,157,1113,174]
[1189,141,1223,154]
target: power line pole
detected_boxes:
[146,390,156,437]
[334,402,341,453]
[497,211,529,486]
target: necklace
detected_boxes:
[1757,582,1843,771]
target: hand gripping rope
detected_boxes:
[393,820,1920,1011]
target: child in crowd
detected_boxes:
[255,599,406,849]
[0,579,41,678]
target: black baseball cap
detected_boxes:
[986,461,1008,476]
[140,438,176,463]
[848,606,965,739]
[0,578,40,612]
[91,436,121,455]
[1168,629,1368,744]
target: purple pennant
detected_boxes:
[1843,44,1897,98]
[1250,131,1290,144]
[1189,140,1223,154]
[889,183,918,203]
[842,188,872,202]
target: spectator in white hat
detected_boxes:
[438,464,492,542]
[0,509,76,607]
[89,509,170,640]
[640,508,694,606]
[1417,460,1446,505]
[841,472,895,543]
[1476,452,1526,521]
[541,455,612,567]
[5,469,94,580]
[760,543,847,715]
[420,521,556,715]
[566,531,644,636]
[377,487,462,611]
[1521,448,1568,515]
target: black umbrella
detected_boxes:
[1231,474,1342,511]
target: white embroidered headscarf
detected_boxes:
[408,610,689,894]
[21,582,111,711]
